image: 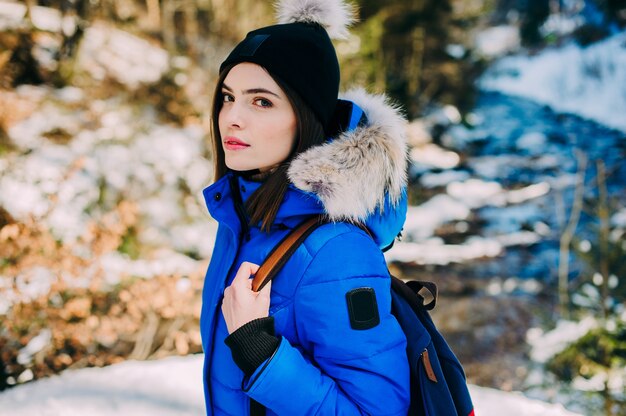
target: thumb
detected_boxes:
[233,261,260,285]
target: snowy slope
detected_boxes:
[0,355,582,416]
[480,31,626,133]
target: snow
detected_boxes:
[0,356,205,416]
[1,101,210,236]
[474,25,521,58]
[388,173,549,264]
[505,183,551,204]
[0,354,583,416]
[419,170,470,188]
[385,237,502,265]
[0,1,70,33]
[446,179,503,208]
[526,316,626,395]
[470,384,581,416]
[0,277,15,315]
[480,31,626,133]
[401,194,470,241]
[541,11,584,37]
[516,132,548,155]
[571,372,619,394]
[17,329,52,365]
[93,250,200,286]
[77,23,170,89]
[169,222,218,259]
[485,277,543,296]
[14,267,57,303]
[0,1,26,31]
[481,204,544,234]
[410,143,461,169]
[445,43,466,59]
[526,316,599,363]
[0,87,213,314]
[467,155,561,180]
[496,230,541,247]
[29,5,63,32]
[612,208,626,227]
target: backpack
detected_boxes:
[252,216,475,416]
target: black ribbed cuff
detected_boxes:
[224,317,280,376]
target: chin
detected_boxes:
[225,162,259,172]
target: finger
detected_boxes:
[232,261,260,285]
[258,279,272,298]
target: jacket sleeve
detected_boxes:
[242,229,410,415]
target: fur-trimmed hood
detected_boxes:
[288,88,408,222]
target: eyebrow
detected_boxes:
[222,83,281,99]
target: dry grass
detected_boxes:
[0,201,205,390]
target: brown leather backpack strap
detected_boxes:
[251,215,325,292]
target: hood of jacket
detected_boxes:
[287,88,408,248]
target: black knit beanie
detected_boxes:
[219,0,355,130]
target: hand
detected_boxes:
[222,261,272,334]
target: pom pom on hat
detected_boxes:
[276,0,356,39]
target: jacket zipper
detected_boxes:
[229,175,251,242]
[421,348,438,383]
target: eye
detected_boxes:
[222,92,234,103]
[254,98,273,108]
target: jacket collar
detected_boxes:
[203,173,325,233]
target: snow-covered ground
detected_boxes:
[0,354,582,416]
[384,167,551,266]
[527,311,626,395]
[480,31,626,133]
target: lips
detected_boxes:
[223,136,250,151]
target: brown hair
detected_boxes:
[210,64,326,231]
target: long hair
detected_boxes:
[210,63,326,231]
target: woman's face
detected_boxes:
[218,63,297,172]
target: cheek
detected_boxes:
[217,110,226,135]
[277,123,297,155]
[283,115,297,150]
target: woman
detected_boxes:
[200,0,410,414]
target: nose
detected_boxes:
[220,102,244,130]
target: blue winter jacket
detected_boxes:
[200,89,410,415]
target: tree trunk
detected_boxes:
[24,0,36,25]
[182,0,199,58]
[145,0,161,30]
[162,0,177,53]
[597,159,610,320]
[557,151,587,318]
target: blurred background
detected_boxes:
[0,0,625,414]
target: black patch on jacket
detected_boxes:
[346,288,380,330]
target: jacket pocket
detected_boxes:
[413,343,458,416]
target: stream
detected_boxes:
[399,90,626,391]
[411,90,626,284]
